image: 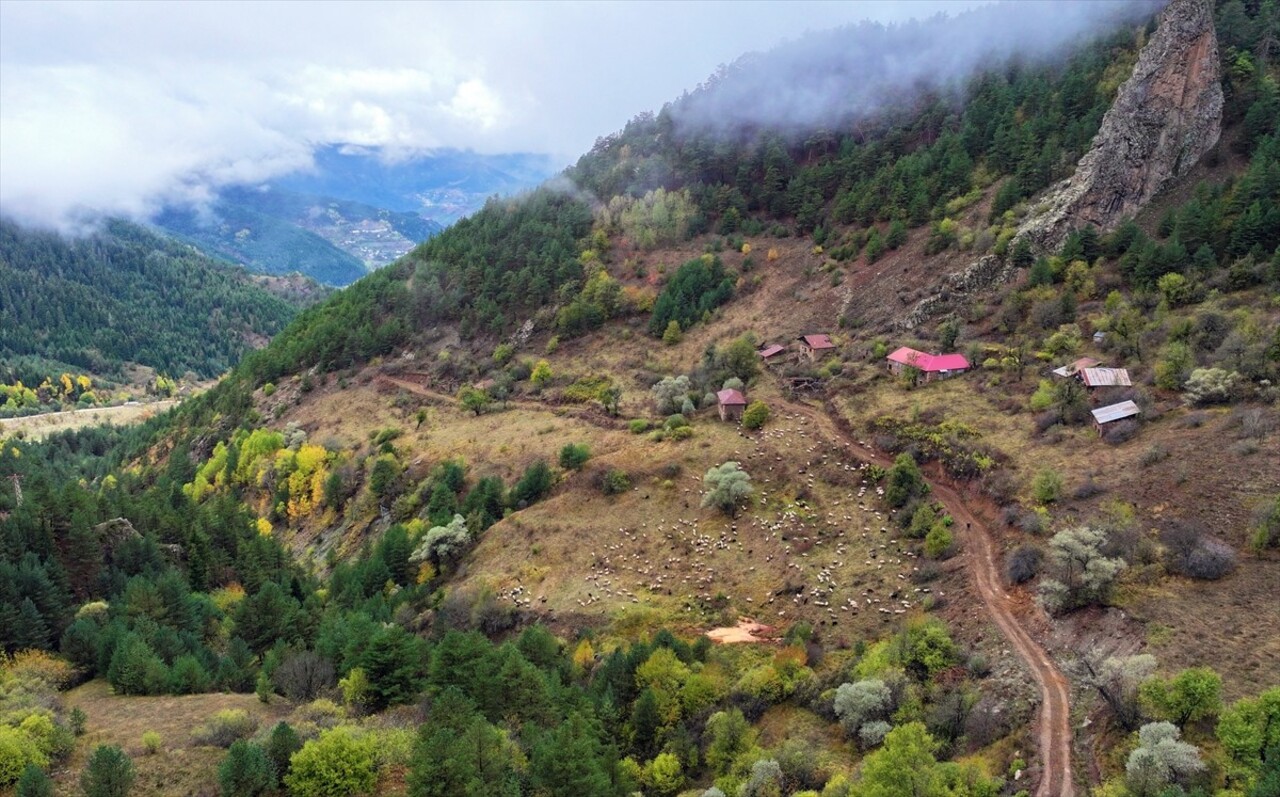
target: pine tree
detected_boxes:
[80,745,135,797]
[264,722,301,787]
[218,740,273,797]
[13,598,50,650]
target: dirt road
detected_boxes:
[779,396,1075,797]
[0,400,179,441]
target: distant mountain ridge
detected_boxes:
[273,146,560,224]
[151,148,557,286]
[0,217,316,380]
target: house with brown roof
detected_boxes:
[716,388,747,421]
[886,347,971,382]
[758,344,786,367]
[797,334,835,361]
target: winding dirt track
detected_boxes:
[781,397,1075,797]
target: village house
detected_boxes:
[1052,357,1102,378]
[758,344,786,367]
[1079,367,1132,388]
[1091,400,1140,434]
[797,334,835,362]
[885,347,971,382]
[716,388,746,421]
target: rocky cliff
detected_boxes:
[1018,0,1223,249]
[900,0,1223,328]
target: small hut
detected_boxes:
[797,334,835,362]
[716,388,747,421]
[1091,400,1140,434]
[758,344,786,367]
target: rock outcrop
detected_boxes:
[1018,0,1223,249]
[898,0,1224,329]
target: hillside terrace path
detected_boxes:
[774,394,1075,797]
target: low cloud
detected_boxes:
[5,0,1100,233]
[670,0,1164,137]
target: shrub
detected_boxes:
[193,709,258,748]
[629,419,651,434]
[1139,445,1168,467]
[1032,469,1062,504]
[1160,522,1236,580]
[1073,477,1105,500]
[218,740,273,797]
[742,401,770,430]
[141,731,162,755]
[558,443,591,471]
[3,649,77,689]
[1184,368,1242,405]
[0,726,47,788]
[510,460,554,507]
[598,469,631,496]
[69,708,86,736]
[701,462,753,517]
[284,727,378,797]
[1252,494,1280,550]
[664,413,689,430]
[1006,545,1043,584]
[80,745,134,797]
[16,764,52,797]
[924,525,954,559]
[272,650,336,702]
[651,375,691,414]
[1103,419,1140,444]
[884,453,927,508]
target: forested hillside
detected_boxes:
[0,218,316,383]
[3,2,1279,796]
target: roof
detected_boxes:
[758,344,786,358]
[716,388,747,406]
[886,346,971,373]
[1051,357,1102,378]
[1080,367,1132,387]
[799,334,835,350]
[1091,400,1140,424]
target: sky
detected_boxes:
[0,0,997,229]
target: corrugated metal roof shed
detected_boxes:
[1080,367,1132,387]
[758,344,786,358]
[1091,400,1140,424]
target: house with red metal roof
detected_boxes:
[797,334,835,361]
[716,388,747,421]
[886,346,971,382]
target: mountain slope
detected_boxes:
[4,2,1280,796]
[0,218,316,380]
